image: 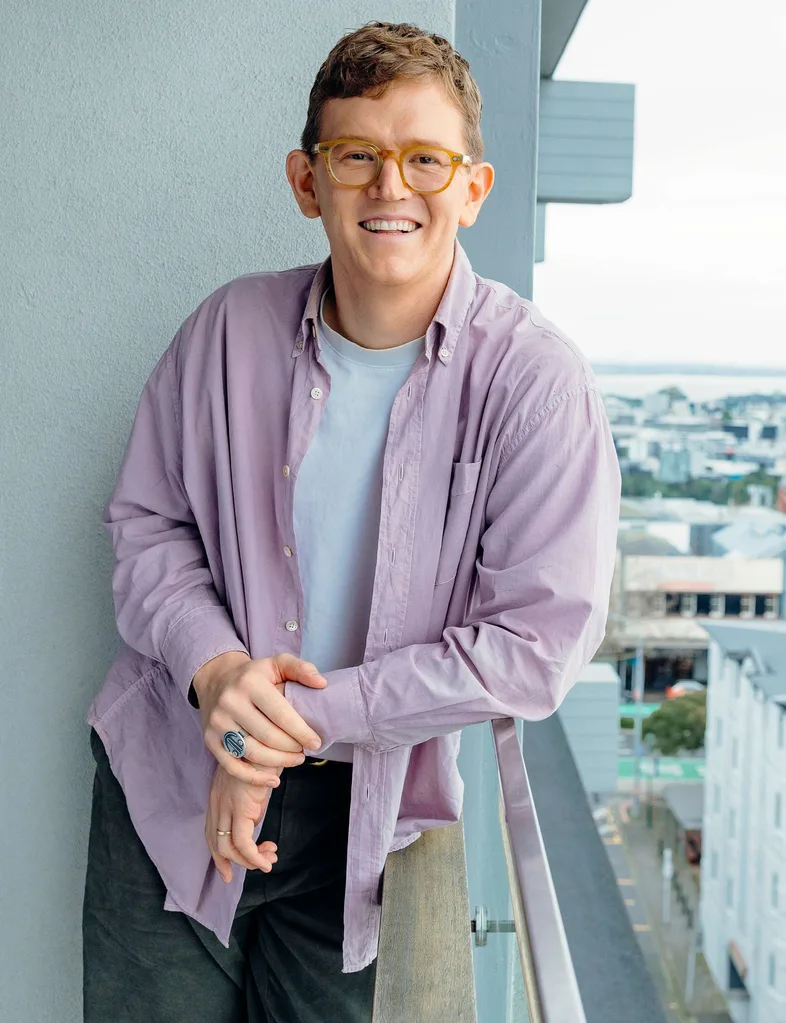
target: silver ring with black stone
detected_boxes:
[222,727,248,759]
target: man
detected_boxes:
[83,19,621,1023]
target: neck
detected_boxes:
[323,247,455,350]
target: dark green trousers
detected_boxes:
[82,729,375,1022]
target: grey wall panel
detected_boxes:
[455,0,541,299]
[0,4,453,1019]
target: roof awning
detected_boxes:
[541,0,590,77]
[662,782,704,831]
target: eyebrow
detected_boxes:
[340,133,453,150]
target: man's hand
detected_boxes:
[193,651,326,784]
[206,762,282,883]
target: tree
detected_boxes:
[642,692,706,755]
[729,469,778,506]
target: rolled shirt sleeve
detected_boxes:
[102,340,248,699]
[287,385,621,752]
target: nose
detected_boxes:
[367,155,411,200]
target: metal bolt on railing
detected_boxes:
[471,905,516,946]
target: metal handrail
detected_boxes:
[491,717,587,1023]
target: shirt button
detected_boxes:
[439,347,451,360]
[310,387,323,400]
[285,619,299,632]
[283,545,293,558]
[295,340,304,351]
[283,465,290,478]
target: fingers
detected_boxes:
[206,738,290,784]
[240,732,309,769]
[201,655,326,774]
[231,821,278,873]
[213,815,278,879]
[215,832,276,874]
[205,718,309,774]
[252,682,323,752]
[233,703,304,754]
[211,850,234,884]
[207,780,279,881]
[272,654,328,690]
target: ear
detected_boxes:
[286,150,322,220]
[458,162,495,228]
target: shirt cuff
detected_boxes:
[161,606,249,701]
[285,666,377,751]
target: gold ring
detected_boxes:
[216,829,232,836]
[311,758,329,767]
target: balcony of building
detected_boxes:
[371,714,667,1022]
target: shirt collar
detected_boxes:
[294,238,476,366]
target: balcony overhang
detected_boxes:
[541,0,591,78]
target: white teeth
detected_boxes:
[361,220,419,233]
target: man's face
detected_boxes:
[287,79,493,289]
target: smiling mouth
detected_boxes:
[359,221,422,234]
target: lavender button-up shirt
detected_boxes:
[88,239,621,973]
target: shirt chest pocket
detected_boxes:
[434,460,483,586]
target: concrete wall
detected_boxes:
[557,662,620,799]
[0,4,453,1019]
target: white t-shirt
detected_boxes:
[293,289,425,761]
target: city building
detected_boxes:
[601,387,786,487]
[602,554,784,695]
[620,496,786,557]
[713,517,786,559]
[700,620,786,1023]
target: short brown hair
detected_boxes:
[300,22,484,161]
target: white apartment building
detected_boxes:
[700,620,786,1023]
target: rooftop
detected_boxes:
[621,555,783,593]
[620,497,786,529]
[618,529,682,557]
[662,782,704,832]
[703,619,786,703]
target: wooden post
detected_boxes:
[372,820,476,1022]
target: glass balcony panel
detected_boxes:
[459,722,529,1023]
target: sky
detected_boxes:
[532,0,786,367]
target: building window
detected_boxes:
[732,737,739,767]
[725,595,742,616]
[716,718,723,745]
[729,809,736,838]
[763,595,779,619]
[773,873,779,910]
[740,594,755,619]
[768,954,776,988]
[709,593,725,618]
[714,783,721,812]
[735,673,741,698]
[711,851,719,879]
[776,793,782,829]
[680,593,698,617]
[726,878,734,908]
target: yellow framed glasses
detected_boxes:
[310,138,472,195]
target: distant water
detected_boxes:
[595,373,786,403]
